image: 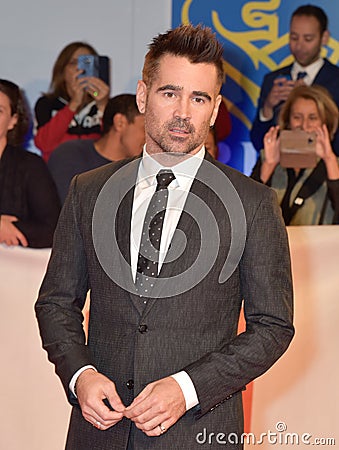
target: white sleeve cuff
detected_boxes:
[69,365,97,397]
[259,108,272,122]
[171,371,199,411]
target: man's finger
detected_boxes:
[104,387,126,413]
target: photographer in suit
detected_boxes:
[250,4,339,156]
[35,24,294,449]
[251,85,339,225]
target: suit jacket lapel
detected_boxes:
[112,158,149,316]
[281,64,293,76]
[313,59,330,84]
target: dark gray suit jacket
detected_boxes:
[35,153,294,449]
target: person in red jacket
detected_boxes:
[34,41,110,161]
[214,99,232,144]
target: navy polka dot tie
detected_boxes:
[135,169,175,299]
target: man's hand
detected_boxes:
[263,78,296,119]
[0,215,28,247]
[124,376,186,436]
[76,369,126,431]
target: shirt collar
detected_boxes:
[137,145,205,190]
[291,58,324,84]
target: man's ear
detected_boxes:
[210,95,222,127]
[113,113,127,131]
[321,30,330,47]
[136,80,147,114]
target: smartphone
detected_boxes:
[77,55,110,86]
[279,130,317,169]
[275,74,292,86]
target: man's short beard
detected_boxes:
[153,117,199,154]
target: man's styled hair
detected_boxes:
[291,4,328,35]
[142,24,224,89]
[102,94,141,135]
[279,85,338,139]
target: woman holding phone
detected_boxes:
[34,41,110,161]
[251,85,339,225]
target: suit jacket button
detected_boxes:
[126,379,134,390]
[138,324,148,333]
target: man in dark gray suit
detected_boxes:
[35,24,294,449]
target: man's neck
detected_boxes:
[142,144,205,169]
[94,134,126,161]
[294,56,323,70]
[144,141,204,167]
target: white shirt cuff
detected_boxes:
[259,108,273,122]
[69,365,97,397]
[171,371,199,411]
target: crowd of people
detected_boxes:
[251,85,339,225]
[250,4,339,225]
[1,3,338,251]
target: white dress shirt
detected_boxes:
[130,146,206,410]
[131,146,204,279]
[290,57,324,85]
[71,146,207,411]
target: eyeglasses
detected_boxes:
[67,59,78,67]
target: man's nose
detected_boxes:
[174,98,191,119]
[293,39,302,51]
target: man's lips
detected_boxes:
[294,52,308,61]
[169,127,190,135]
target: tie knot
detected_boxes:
[297,71,307,80]
[156,170,175,191]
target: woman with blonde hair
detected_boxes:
[251,85,339,225]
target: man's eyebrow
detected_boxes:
[290,31,315,37]
[193,91,212,102]
[157,84,182,92]
[156,85,212,101]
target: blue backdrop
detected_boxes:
[172,0,339,174]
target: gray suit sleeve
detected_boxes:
[185,187,294,416]
[35,176,94,397]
